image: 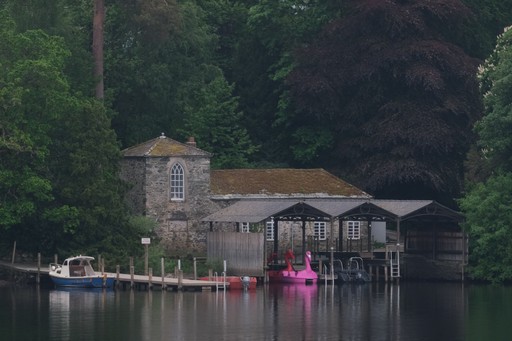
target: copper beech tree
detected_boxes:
[287,0,482,204]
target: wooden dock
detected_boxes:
[0,260,229,291]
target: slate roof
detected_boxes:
[122,134,212,157]
[210,169,371,198]
[202,198,463,223]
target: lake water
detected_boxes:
[0,282,510,341]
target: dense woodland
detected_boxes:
[1,0,512,282]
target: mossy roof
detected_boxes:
[210,168,370,197]
[122,135,212,157]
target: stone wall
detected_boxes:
[121,155,222,256]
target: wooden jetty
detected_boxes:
[0,260,229,291]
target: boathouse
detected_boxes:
[120,135,467,281]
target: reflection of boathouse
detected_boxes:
[121,135,467,281]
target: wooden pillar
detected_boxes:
[116,265,120,289]
[11,241,16,264]
[339,220,344,252]
[432,224,437,260]
[367,221,372,252]
[148,268,153,290]
[161,257,166,290]
[178,269,183,291]
[396,218,401,246]
[273,218,279,258]
[144,244,149,275]
[37,253,41,287]
[130,257,134,289]
[329,217,334,249]
[302,220,306,258]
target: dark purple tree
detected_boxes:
[287,0,482,203]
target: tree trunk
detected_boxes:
[92,0,105,99]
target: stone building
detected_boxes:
[120,135,468,280]
[120,135,372,256]
[120,134,217,254]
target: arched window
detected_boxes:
[170,163,185,200]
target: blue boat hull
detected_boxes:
[50,275,115,288]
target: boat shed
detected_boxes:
[203,198,466,281]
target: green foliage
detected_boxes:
[476,26,512,171]
[461,0,512,58]
[197,0,341,166]
[130,247,223,277]
[461,26,512,283]
[0,16,68,231]
[289,127,333,164]
[108,0,218,148]
[460,173,512,283]
[0,8,142,264]
[179,66,258,168]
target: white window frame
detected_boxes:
[314,221,327,240]
[241,222,250,233]
[266,218,275,241]
[170,163,185,201]
[347,221,361,240]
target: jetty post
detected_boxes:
[116,265,120,288]
[161,257,166,290]
[141,238,150,275]
[148,267,153,290]
[130,257,134,289]
[37,253,41,287]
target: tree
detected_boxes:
[179,66,258,169]
[460,27,512,283]
[107,0,216,148]
[461,0,512,58]
[475,26,512,171]
[0,10,142,260]
[0,15,69,234]
[287,0,482,204]
[459,174,512,283]
[211,0,342,166]
[93,0,105,99]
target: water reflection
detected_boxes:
[0,282,503,341]
[49,289,116,340]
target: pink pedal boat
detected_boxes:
[267,250,318,285]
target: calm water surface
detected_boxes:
[0,282,511,340]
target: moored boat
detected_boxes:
[49,255,115,288]
[267,250,318,285]
[333,257,371,284]
[198,275,258,290]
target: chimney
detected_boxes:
[187,136,196,147]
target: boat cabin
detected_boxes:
[53,256,96,277]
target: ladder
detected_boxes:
[388,244,400,278]
[214,272,227,291]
